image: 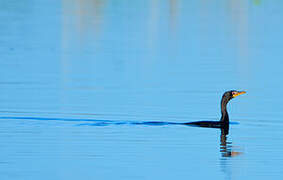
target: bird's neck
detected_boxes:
[220,100,229,123]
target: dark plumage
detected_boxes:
[184,90,246,128]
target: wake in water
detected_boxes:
[0,116,238,127]
[78,121,181,126]
[0,116,186,126]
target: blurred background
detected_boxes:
[1,0,283,179]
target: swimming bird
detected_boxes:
[183,90,246,128]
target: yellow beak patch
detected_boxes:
[232,91,246,98]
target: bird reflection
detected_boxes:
[220,126,242,157]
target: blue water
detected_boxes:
[1,0,283,179]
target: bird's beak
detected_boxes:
[232,91,246,98]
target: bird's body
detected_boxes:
[183,121,226,128]
[184,90,246,128]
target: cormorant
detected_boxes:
[183,90,246,128]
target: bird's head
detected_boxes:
[222,90,246,103]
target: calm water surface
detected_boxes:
[1,0,283,179]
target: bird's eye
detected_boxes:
[231,91,238,97]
